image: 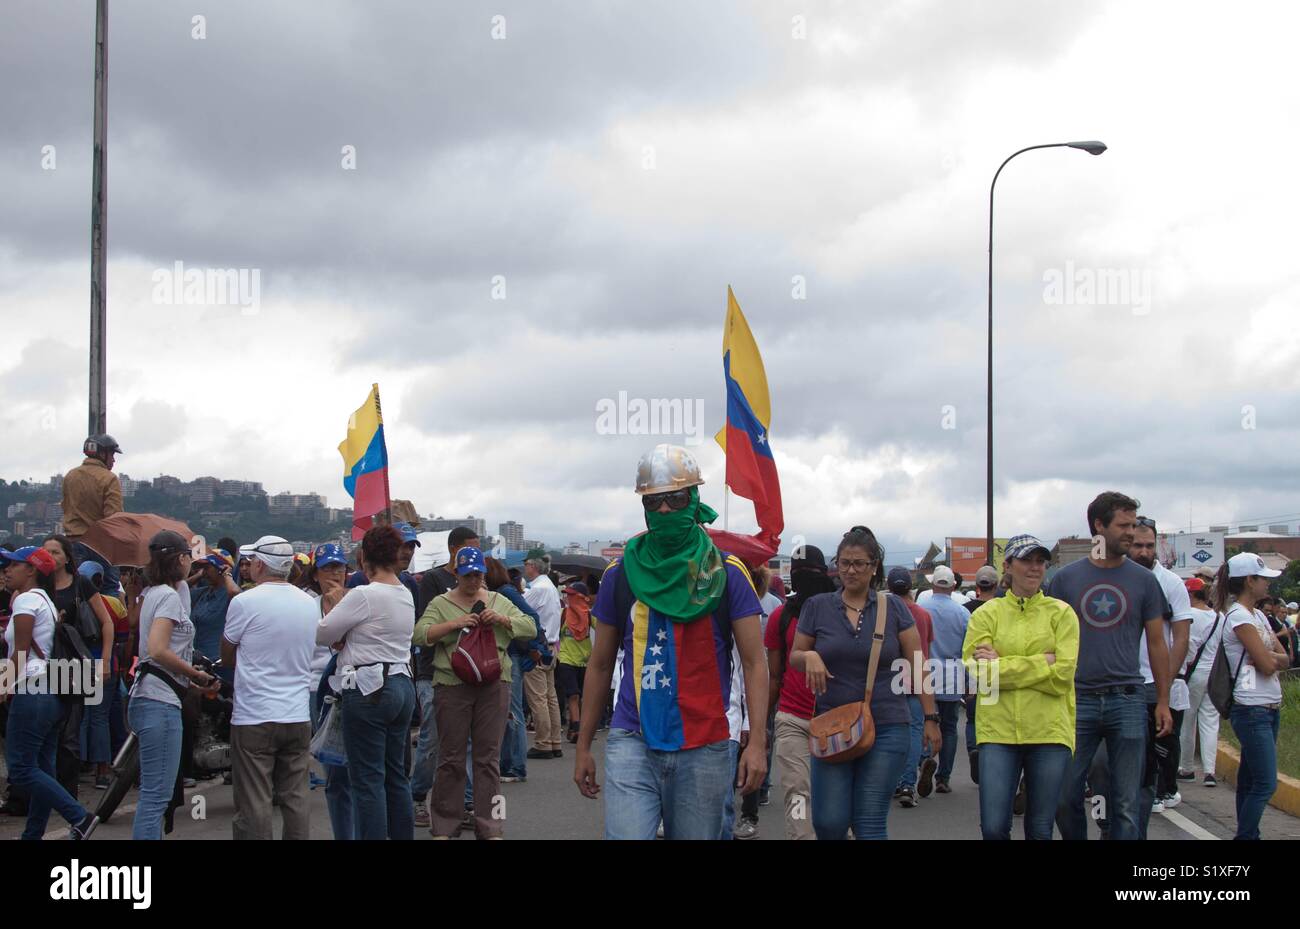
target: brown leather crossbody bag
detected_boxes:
[808,590,888,764]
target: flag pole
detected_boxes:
[375,382,391,527]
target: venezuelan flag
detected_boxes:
[715,287,784,545]
[338,384,390,541]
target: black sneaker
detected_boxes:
[893,786,905,800]
[1177,769,1195,781]
[969,750,979,786]
[1204,774,1217,788]
[917,757,937,798]
[898,786,917,808]
[935,778,952,794]
[526,748,553,760]
[551,749,564,759]
[69,813,99,841]
[758,788,771,807]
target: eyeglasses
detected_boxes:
[837,559,876,574]
[642,490,691,511]
[1135,517,1157,529]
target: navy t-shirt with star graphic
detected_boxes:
[1044,558,1167,692]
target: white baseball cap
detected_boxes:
[926,565,957,589]
[1226,552,1281,579]
[238,535,295,573]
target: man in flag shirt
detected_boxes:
[574,445,769,839]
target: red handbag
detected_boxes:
[451,598,503,685]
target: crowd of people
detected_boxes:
[0,437,1295,841]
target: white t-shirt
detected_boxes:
[305,591,335,678]
[4,590,57,679]
[223,582,318,726]
[759,592,783,636]
[524,574,563,644]
[1138,561,1193,684]
[1223,603,1284,706]
[1185,607,1223,678]
[727,643,745,741]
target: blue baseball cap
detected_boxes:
[1004,534,1051,561]
[394,522,421,547]
[455,546,486,576]
[886,566,913,593]
[77,560,105,581]
[313,543,348,569]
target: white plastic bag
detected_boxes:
[310,695,347,767]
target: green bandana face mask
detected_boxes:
[621,487,727,621]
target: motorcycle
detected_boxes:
[95,653,234,824]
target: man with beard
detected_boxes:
[1046,492,1171,840]
[573,445,768,839]
[1127,517,1190,827]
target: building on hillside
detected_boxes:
[6,503,26,518]
[521,539,544,553]
[562,542,586,555]
[268,492,326,516]
[154,475,184,495]
[119,475,140,497]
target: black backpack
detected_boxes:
[1207,610,1248,717]
[26,590,94,706]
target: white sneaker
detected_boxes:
[1162,791,1182,809]
[1151,798,1166,814]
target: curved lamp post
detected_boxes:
[986,141,1107,563]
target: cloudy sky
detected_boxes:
[3,0,1299,563]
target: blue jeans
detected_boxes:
[128,696,183,841]
[499,655,528,778]
[5,691,90,840]
[1230,704,1280,840]
[898,696,924,788]
[937,699,974,781]
[979,742,1072,839]
[720,739,740,838]
[80,677,113,764]
[71,541,121,597]
[325,762,354,839]
[603,729,734,840]
[107,675,128,758]
[1057,689,1146,840]
[341,674,417,840]
[411,679,439,802]
[810,723,909,840]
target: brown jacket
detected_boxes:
[61,457,123,536]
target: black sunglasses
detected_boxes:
[1135,517,1157,529]
[642,490,692,511]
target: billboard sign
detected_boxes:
[946,537,1009,578]
[1157,532,1224,572]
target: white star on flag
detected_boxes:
[656,629,667,642]
[756,431,766,445]
[650,644,663,656]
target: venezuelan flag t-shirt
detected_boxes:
[594,555,762,751]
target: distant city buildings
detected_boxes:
[499,521,524,550]
[426,516,488,538]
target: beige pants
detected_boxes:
[524,663,563,751]
[230,721,312,840]
[431,681,510,839]
[775,711,815,840]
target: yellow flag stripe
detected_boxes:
[337,384,383,472]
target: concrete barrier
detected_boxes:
[1217,744,1300,818]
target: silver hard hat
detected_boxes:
[635,444,704,495]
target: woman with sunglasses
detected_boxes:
[962,535,1078,839]
[1215,553,1289,839]
[790,526,939,839]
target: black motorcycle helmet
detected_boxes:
[84,434,123,458]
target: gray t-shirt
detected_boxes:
[796,590,914,726]
[1044,559,1166,693]
[132,582,195,707]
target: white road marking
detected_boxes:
[1161,807,1220,840]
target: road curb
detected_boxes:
[1216,744,1300,817]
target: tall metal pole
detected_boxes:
[89,0,108,437]
[986,140,1105,564]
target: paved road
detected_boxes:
[6,730,1297,840]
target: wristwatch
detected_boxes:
[924,713,941,723]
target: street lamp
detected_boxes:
[986,140,1106,564]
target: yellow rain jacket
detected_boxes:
[962,589,1079,751]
